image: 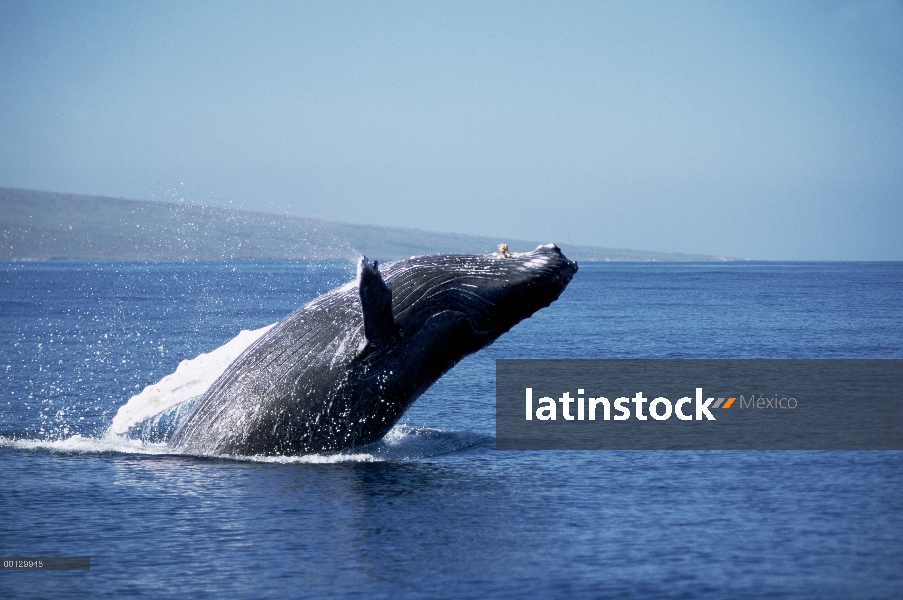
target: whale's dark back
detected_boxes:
[170,245,577,455]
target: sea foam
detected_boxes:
[0,424,475,464]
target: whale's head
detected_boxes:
[360,244,577,377]
[394,243,576,345]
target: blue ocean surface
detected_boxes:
[1,260,902,599]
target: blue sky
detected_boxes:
[1,1,901,259]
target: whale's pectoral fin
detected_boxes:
[359,256,398,347]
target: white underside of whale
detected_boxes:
[109,323,275,435]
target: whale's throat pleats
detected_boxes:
[358,257,398,348]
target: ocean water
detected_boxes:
[1,260,902,599]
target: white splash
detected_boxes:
[109,323,275,435]
[0,432,375,462]
[0,432,171,455]
[246,452,376,464]
[0,424,483,464]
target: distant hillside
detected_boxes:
[1,187,729,261]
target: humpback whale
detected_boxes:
[168,244,577,455]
